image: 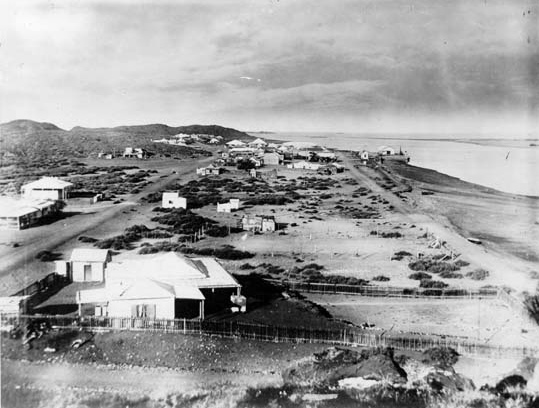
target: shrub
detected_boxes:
[408,257,461,274]
[239,263,255,270]
[138,246,160,255]
[419,279,448,289]
[179,246,254,260]
[409,272,432,280]
[454,259,470,268]
[466,269,489,280]
[439,271,463,279]
[372,275,390,282]
[78,236,97,243]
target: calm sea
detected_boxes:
[265,132,539,197]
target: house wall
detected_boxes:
[23,188,64,200]
[107,297,175,319]
[162,194,187,209]
[72,261,105,282]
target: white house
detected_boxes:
[123,147,147,159]
[226,139,247,147]
[162,192,187,209]
[0,196,61,230]
[378,146,396,156]
[217,198,240,213]
[287,161,322,170]
[263,152,283,165]
[70,248,112,282]
[241,215,276,232]
[76,252,242,320]
[21,177,73,200]
[248,138,267,148]
[360,151,369,160]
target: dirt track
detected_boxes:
[339,153,536,292]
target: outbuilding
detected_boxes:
[162,192,187,209]
[70,248,112,282]
[21,177,73,200]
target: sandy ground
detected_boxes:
[304,294,539,348]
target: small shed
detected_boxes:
[70,248,112,282]
[21,177,73,200]
[162,192,187,209]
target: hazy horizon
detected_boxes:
[1,0,538,135]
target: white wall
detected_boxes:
[72,261,105,282]
[22,188,62,200]
[162,193,187,209]
[107,297,175,319]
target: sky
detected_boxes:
[0,0,538,134]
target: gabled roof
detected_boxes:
[250,138,267,145]
[22,177,73,190]
[226,139,246,146]
[105,253,240,289]
[70,248,110,263]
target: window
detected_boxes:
[132,304,156,319]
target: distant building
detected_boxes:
[241,215,276,232]
[162,192,187,209]
[123,147,147,159]
[76,252,242,320]
[360,151,369,160]
[287,161,322,170]
[263,152,283,165]
[249,138,267,149]
[69,248,112,282]
[21,177,73,200]
[196,164,224,176]
[226,140,247,148]
[0,196,61,230]
[378,146,396,156]
[208,138,220,144]
[98,151,114,159]
[317,151,337,161]
[217,198,240,213]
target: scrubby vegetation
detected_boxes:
[419,279,449,289]
[408,257,462,274]
[392,250,413,261]
[94,224,173,250]
[466,269,489,280]
[372,275,390,282]
[150,208,237,237]
[409,272,432,280]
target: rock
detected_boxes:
[421,347,460,369]
[495,375,527,394]
[425,368,475,393]
[282,347,406,388]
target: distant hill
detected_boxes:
[0,119,252,168]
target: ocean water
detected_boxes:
[266,132,539,197]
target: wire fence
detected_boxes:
[3,313,537,359]
[273,280,499,299]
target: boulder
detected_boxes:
[425,368,475,393]
[282,347,406,389]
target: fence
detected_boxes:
[5,314,538,359]
[11,273,65,298]
[9,273,69,313]
[274,280,499,299]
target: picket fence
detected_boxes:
[274,280,499,299]
[4,313,538,359]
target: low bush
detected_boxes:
[409,272,432,280]
[239,263,256,270]
[454,259,470,268]
[77,236,97,243]
[180,245,254,260]
[439,271,463,279]
[466,269,489,280]
[372,275,390,281]
[408,258,461,274]
[419,279,449,289]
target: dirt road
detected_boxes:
[0,157,212,294]
[339,153,536,291]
